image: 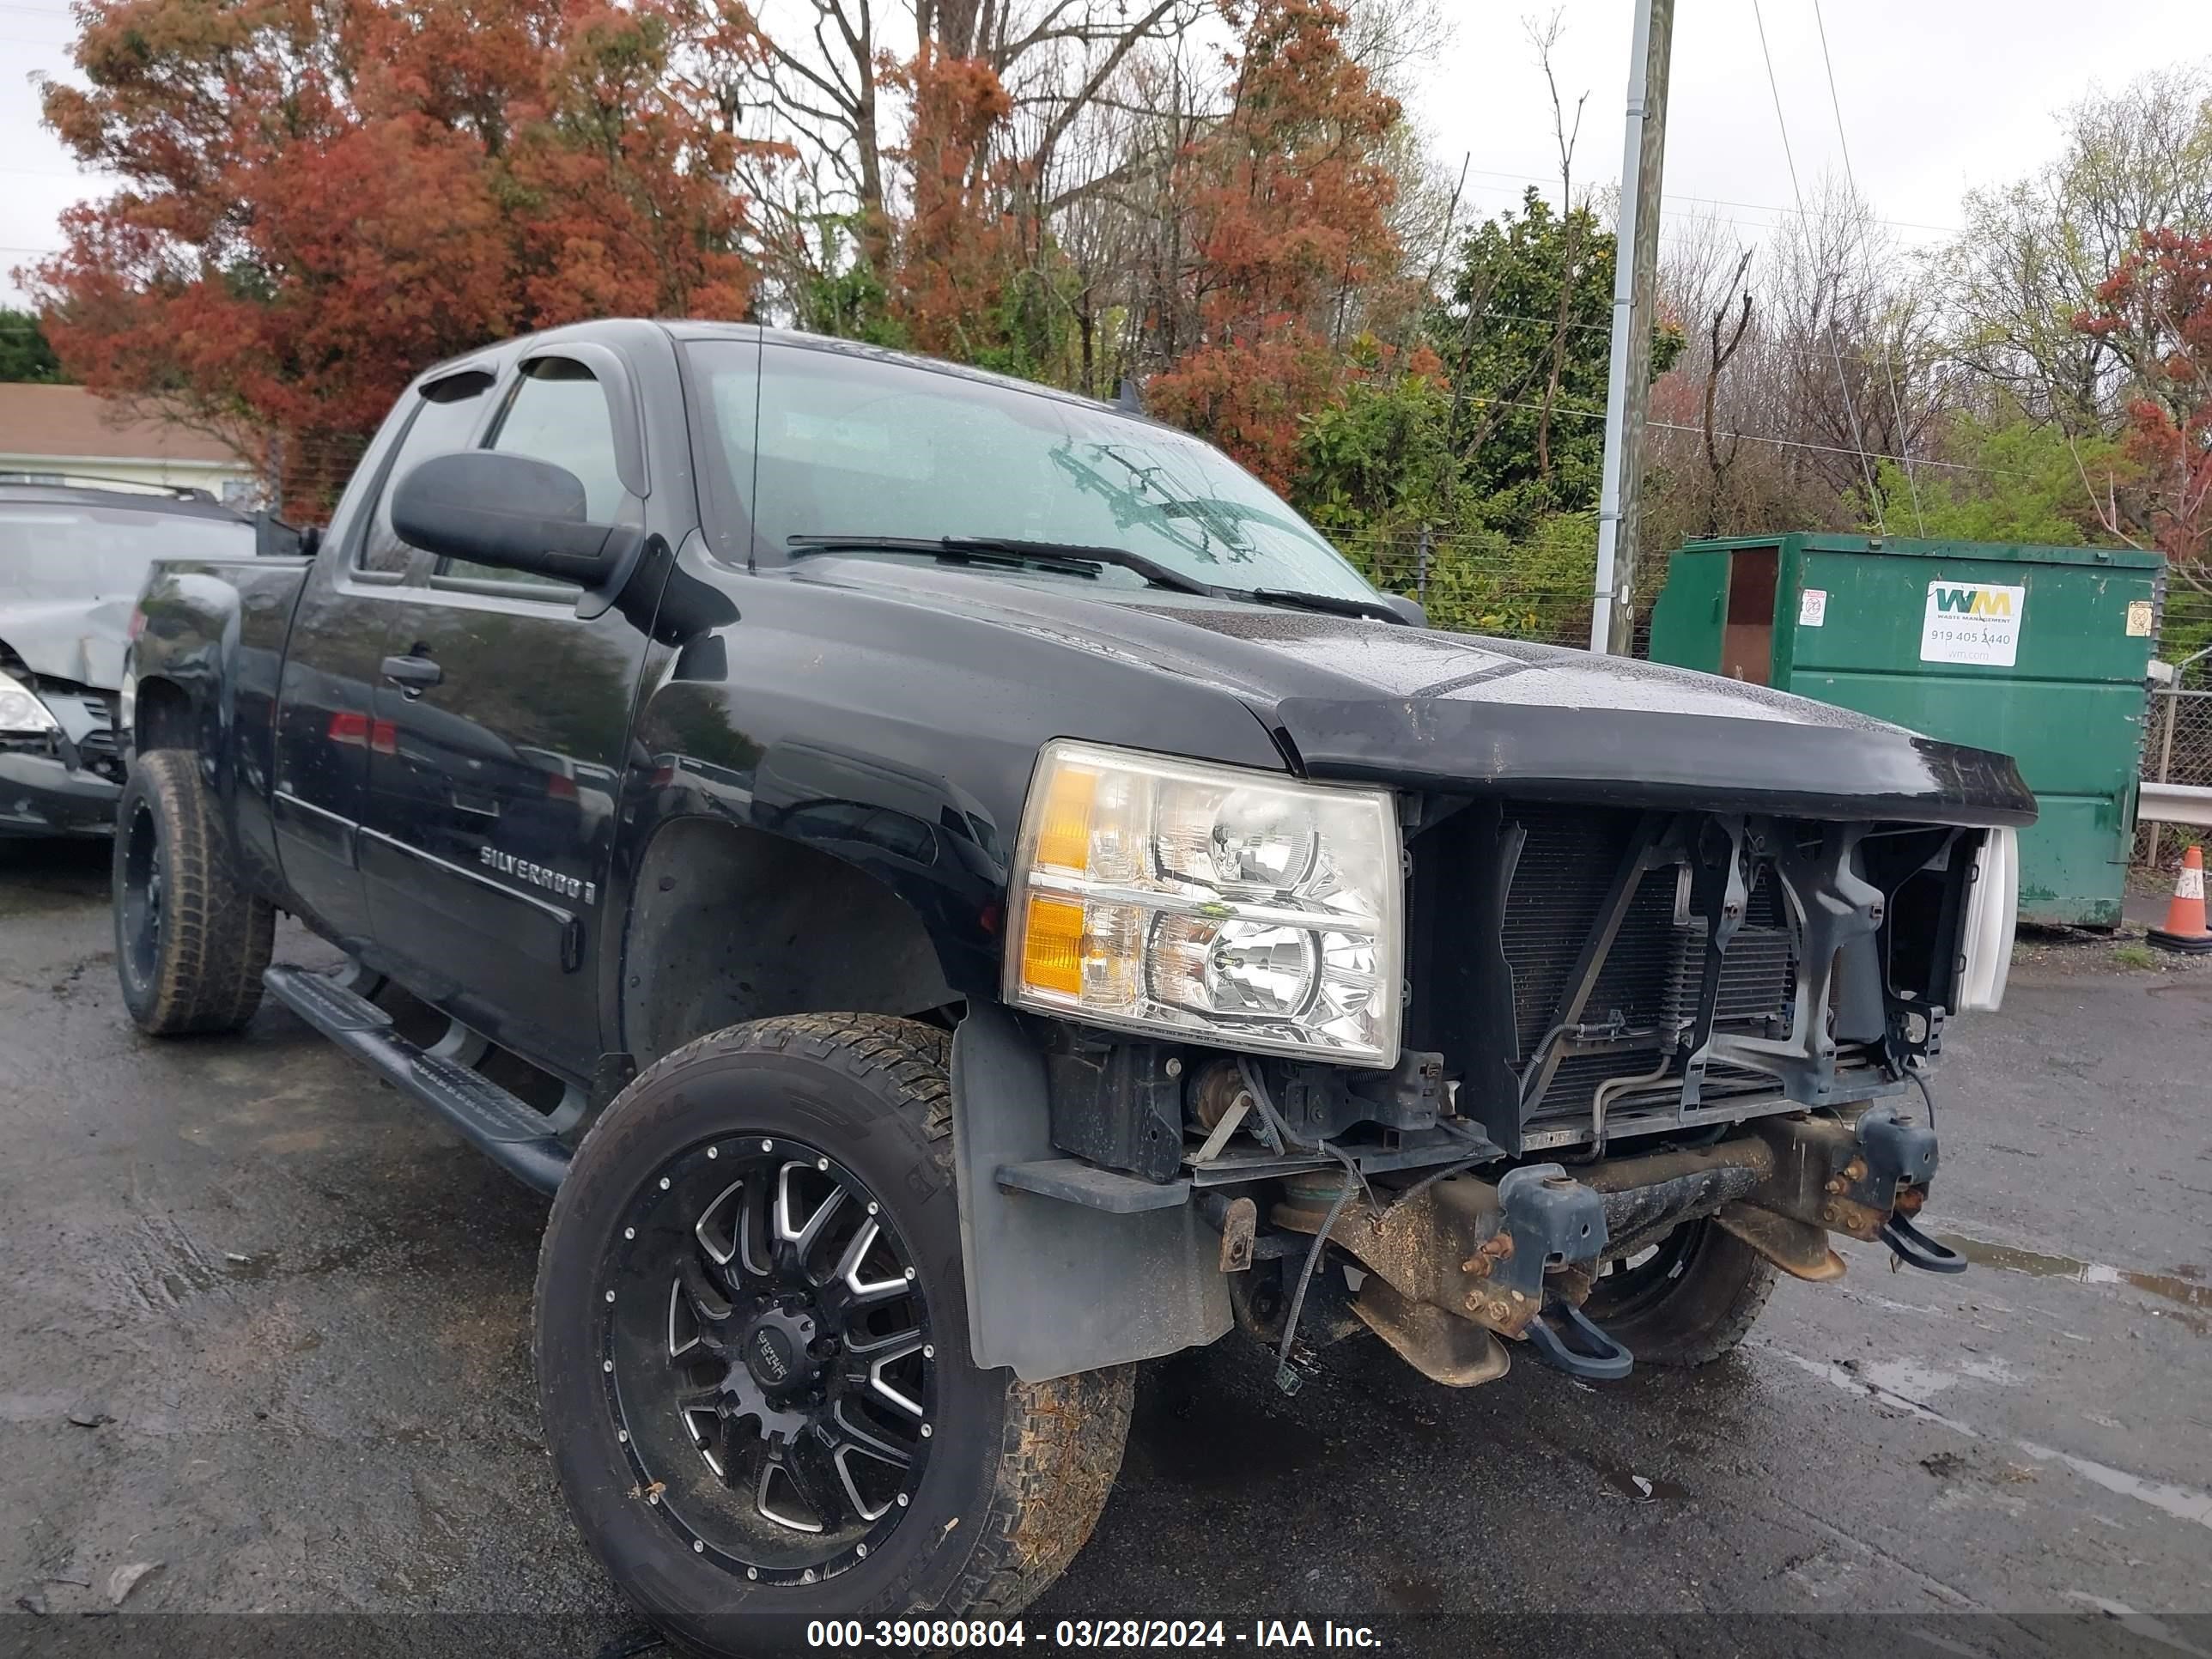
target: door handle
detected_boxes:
[380,653,443,697]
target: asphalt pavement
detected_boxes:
[3,836,2208,1657]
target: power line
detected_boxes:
[1444,171,1954,248]
[1462,392,2013,478]
[1443,162,1961,240]
[1811,0,1923,536]
[1749,0,1884,531]
[1445,159,1962,237]
[1457,306,1974,374]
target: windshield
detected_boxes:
[685,339,1377,601]
[0,505,254,600]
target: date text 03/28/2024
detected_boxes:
[805,1620,1386,1650]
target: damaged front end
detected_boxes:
[1228,793,2008,1387]
[0,653,125,837]
[1261,1102,1958,1389]
[958,710,2034,1394]
[1409,799,2013,1161]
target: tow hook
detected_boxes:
[1880,1212,1966,1273]
[1526,1297,1634,1380]
[1494,1165,1634,1379]
[1855,1107,1966,1274]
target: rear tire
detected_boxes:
[1582,1218,1776,1368]
[112,748,275,1036]
[536,1013,1133,1656]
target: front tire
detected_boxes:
[112,748,275,1036]
[536,1014,1133,1656]
[1582,1218,1777,1367]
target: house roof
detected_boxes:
[0,383,251,468]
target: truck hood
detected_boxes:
[787,559,2039,827]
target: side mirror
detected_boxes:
[1378,592,1428,628]
[252,511,316,560]
[391,451,635,589]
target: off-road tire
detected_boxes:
[112,748,275,1036]
[1582,1218,1777,1368]
[536,1013,1134,1657]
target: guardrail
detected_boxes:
[2139,781,2212,829]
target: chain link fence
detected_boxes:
[2146,690,2212,790]
[1328,526,1630,647]
[2140,650,2212,873]
[276,434,372,523]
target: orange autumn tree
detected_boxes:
[2075,228,2212,590]
[1145,0,1403,492]
[31,0,781,513]
[880,46,1079,382]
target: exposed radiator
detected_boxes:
[1499,805,1798,1125]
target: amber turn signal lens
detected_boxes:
[1019,894,1086,996]
[1031,763,1097,873]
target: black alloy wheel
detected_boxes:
[1586,1226,1701,1320]
[604,1135,934,1582]
[538,1014,1136,1656]
[111,747,273,1035]
[1583,1216,1778,1367]
[117,792,165,994]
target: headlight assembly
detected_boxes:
[1004,741,1402,1066]
[0,668,59,737]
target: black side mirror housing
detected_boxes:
[1378,592,1427,628]
[391,451,635,590]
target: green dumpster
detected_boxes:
[1649,533,2163,927]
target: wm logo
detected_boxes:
[1933,586,2013,617]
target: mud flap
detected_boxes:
[950,1002,1231,1382]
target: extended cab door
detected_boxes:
[356,344,663,1080]
[270,367,498,951]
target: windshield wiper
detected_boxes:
[788,532,1100,577]
[788,533,1225,599]
[938,538,1228,599]
[1245,587,1412,625]
[787,534,1405,622]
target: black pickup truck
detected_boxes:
[116,319,2033,1654]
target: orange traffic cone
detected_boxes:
[2148,845,2212,955]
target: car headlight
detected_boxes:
[1005,741,1402,1066]
[0,668,59,737]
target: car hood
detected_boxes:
[787,559,2039,826]
[0,595,131,690]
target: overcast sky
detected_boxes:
[1411,0,2204,263]
[3,0,2206,309]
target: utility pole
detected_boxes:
[1588,0,1674,654]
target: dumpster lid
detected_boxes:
[1680,533,2165,572]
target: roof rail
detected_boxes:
[0,471,222,502]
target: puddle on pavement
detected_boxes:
[1931,1232,2211,1334]
[1859,1354,2016,1398]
